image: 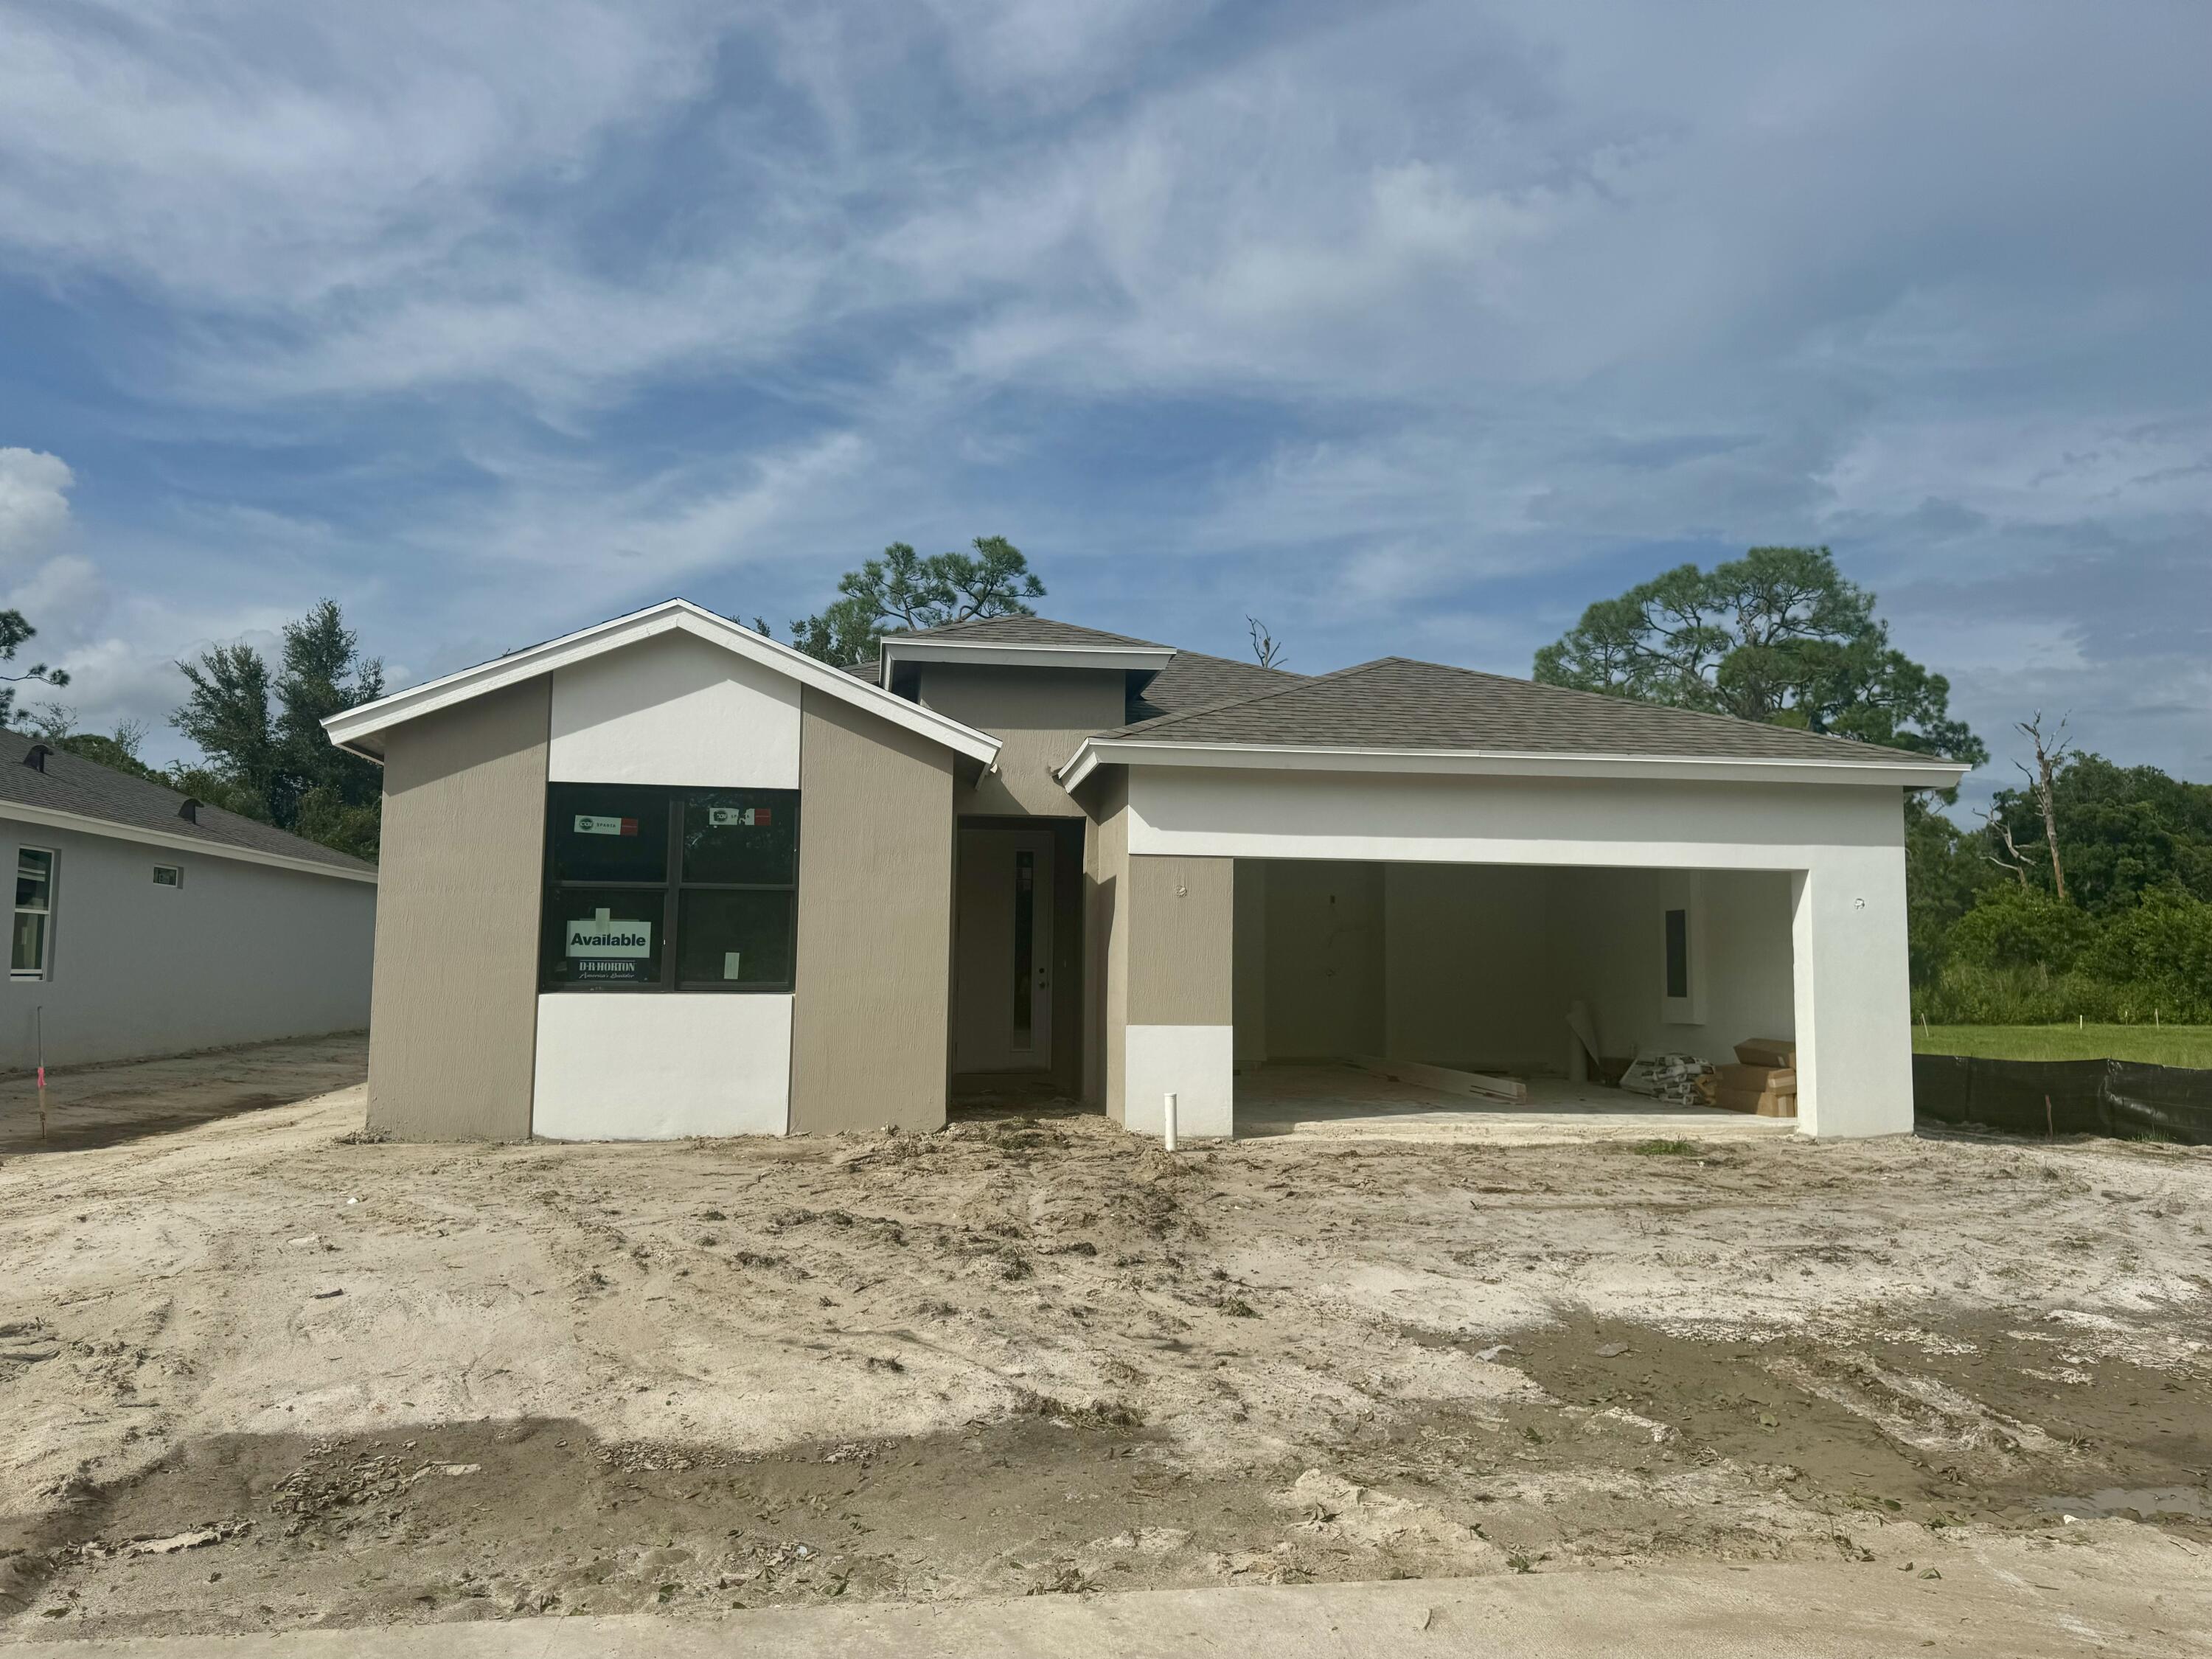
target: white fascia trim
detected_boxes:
[324,599,1004,768]
[1055,738,1968,793]
[0,803,378,884]
[880,639,1176,675]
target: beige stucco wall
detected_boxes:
[366,677,550,1140]
[1264,860,1385,1060]
[788,686,958,1133]
[1232,859,1267,1070]
[1083,769,1127,1116]
[1126,855,1234,1025]
[918,664,1124,818]
[1381,862,1559,1070]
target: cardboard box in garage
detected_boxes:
[1717,1061,1796,1094]
[1714,1060,1797,1118]
[1733,1037,1798,1069]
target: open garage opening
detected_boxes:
[1229,858,1804,1138]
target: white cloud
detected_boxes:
[0,448,76,568]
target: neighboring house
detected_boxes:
[0,731,378,1071]
[324,599,1965,1144]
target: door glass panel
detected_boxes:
[1012,850,1034,1040]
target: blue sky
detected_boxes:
[1,1,2208,804]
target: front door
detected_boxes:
[954,827,1054,1073]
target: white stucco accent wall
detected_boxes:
[549,632,801,787]
[1128,768,1913,1138]
[532,993,793,1138]
[536,630,807,1137]
[1124,1023,1234,1138]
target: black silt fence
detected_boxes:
[1913,1053,2212,1145]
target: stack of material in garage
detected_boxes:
[1715,1037,1798,1117]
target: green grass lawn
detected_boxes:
[1913,1023,2212,1068]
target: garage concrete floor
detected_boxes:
[1234,1061,1797,1143]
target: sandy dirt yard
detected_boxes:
[0,1040,2208,1645]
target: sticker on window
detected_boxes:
[567,908,652,959]
[706,805,771,827]
[723,952,743,980]
[574,815,639,836]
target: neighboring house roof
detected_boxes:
[1060,656,1969,790]
[0,730,376,883]
[325,599,1003,768]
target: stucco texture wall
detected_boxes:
[1548,866,1798,1071]
[366,677,549,1140]
[919,664,1124,818]
[1262,860,1385,1060]
[788,687,958,1133]
[1082,770,1127,1118]
[0,820,374,1071]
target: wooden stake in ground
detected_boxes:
[36,1004,46,1140]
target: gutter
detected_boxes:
[1054,737,1971,793]
[0,800,378,884]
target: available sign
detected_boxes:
[707,805,772,827]
[574,815,639,836]
[567,908,651,959]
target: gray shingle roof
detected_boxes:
[1126,649,1298,721]
[885,614,1299,721]
[883,614,1168,650]
[0,730,375,875]
[1097,657,1938,766]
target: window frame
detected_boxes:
[153,863,184,888]
[539,785,799,995]
[12,846,56,981]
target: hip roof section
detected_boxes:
[1060,656,1969,790]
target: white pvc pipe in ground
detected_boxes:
[1163,1091,1178,1152]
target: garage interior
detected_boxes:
[1230,858,1804,1137]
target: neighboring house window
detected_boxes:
[540,785,799,993]
[13,847,55,980]
[153,864,183,888]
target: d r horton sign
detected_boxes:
[568,908,650,978]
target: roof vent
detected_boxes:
[178,797,201,824]
[22,743,49,773]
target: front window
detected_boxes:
[13,847,54,980]
[540,785,798,992]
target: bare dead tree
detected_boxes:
[1247,616,1288,670]
[1976,803,2034,886]
[2015,711,2073,902]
